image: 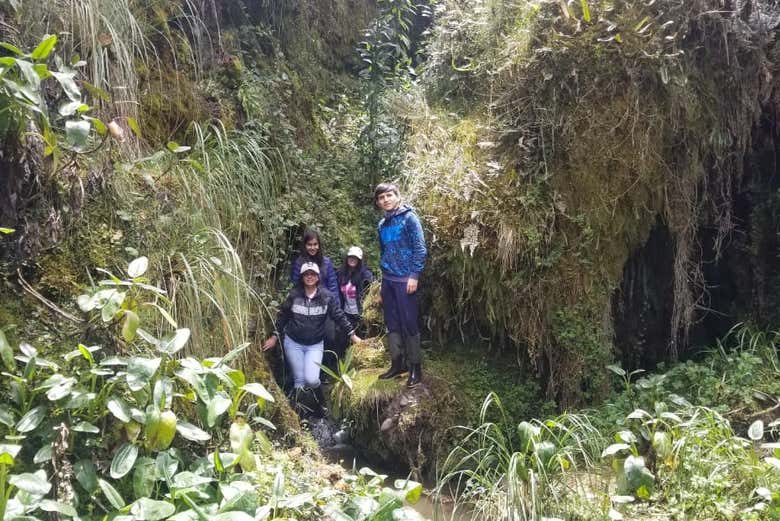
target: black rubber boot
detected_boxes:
[288,388,305,417]
[406,363,422,388]
[312,386,329,418]
[379,356,405,379]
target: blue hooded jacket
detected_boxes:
[378,205,427,280]
[290,255,339,295]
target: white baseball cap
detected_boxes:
[300,262,320,275]
[347,246,363,260]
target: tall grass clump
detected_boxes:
[107,121,285,369]
[163,229,259,363]
[18,0,151,120]
[436,392,605,520]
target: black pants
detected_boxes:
[324,313,360,373]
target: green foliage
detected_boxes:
[320,347,357,419]
[325,467,426,520]
[0,35,107,164]
[402,0,780,405]
[0,256,284,518]
[437,393,604,520]
[356,0,431,183]
[438,327,780,519]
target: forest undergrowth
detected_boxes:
[0,1,779,520]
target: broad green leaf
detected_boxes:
[72,421,99,433]
[86,116,106,136]
[390,506,426,520]
[65,119,91,149]
[131,498,175,521]
[158,328,190,355]
[46,377,76,401]
[0,227,15,234]
[0,406,13,427]
[153,378,174,409]
[166,141,191,154]
[100,290,126,322]
[218,484,258,514]
[15,59,40,88]
[74,459,98,492]
[155,451,179,483]
[33,445,51,464]
[606,365,626,377]
[122,310,140,342]
[9,472,51,495]
[137,328,160,347]
[98,478,126,509]
[652,431,672,459]
[207,393,232,427]
[50,70,80,102]
[126,357,161,391]
[626,409,650,420]
[659,412,682,423]
[58,100,83,117]
[16,406,46,432]
[30,35,57,60]
[171,471,213,489]
[127,116,141,137]
[241,383,275,402]
[534,441,557,469]
[393,479,423,504]
[133,457,156,498]
[602,443,630,458]
[176,421,211,442]
[620,455,654,496]
[39,499,77,517]
[0,444,21,465]
[128,256,149,278]
[64,390,95,409]
[748,420,764,441]
[0,43,22,55]
[110,443,139,479]
[0,330,15,371]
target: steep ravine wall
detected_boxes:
[402,0,780,406]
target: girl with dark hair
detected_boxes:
[337,246,374,329]
[290,229,339,296]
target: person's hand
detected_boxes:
[406,278,418,294]
[350,334,363,343]
[262,336,278,351]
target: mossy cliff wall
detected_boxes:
[0,0,376,434]
[403,0,780,406]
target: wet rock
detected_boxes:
[308,417,336,446]
[333,428,350,445]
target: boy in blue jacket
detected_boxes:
[374,182,427,387]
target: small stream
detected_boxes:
[308,418,466,521]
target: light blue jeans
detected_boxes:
[284,336,324,389]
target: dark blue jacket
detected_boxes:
[378,205,427,280]
[337,265,374,314]
[290,255,339,295]
[274,287,354,345]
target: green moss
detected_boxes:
[339,339,553,477]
